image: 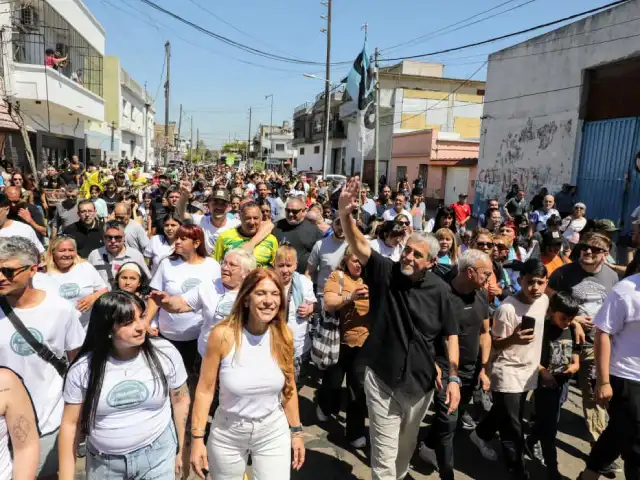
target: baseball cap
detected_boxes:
[209,189,230,202]
[594,219,619,232]
[542,230,563,246]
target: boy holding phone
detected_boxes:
[526,292,580,479]
[471,259,550,480]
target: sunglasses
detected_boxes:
[582,245,607,254]
[285,208,304,215]
[105,235,123,241]
[396,221,410,226]
[475,241,494,249]
[494,243,510,250]
[0,264,32,279]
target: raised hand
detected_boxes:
[338,176,360,216]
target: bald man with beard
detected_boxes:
[4,186,46,239]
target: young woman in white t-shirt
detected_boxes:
[58,291,191,480]
[0,368,40,480]
[190,268,305,480]
[45,236,108,328]
[273,244,316,384]
[144,213,182,273]
[369,221,404,262]
[149,224,221,378]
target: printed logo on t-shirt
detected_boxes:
[106,380,150,409]
[59,283,80,299]
[10,328,44,356]
[214,298,234,323]
[181,278,202,293]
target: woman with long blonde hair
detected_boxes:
[190,268,305,479]
[44,235,108,328]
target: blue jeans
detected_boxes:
[86,423,177,479]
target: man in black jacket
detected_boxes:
[64,200,104,258]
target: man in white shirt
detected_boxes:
[0,236,85,479]
[0,193,44,254]
[88,220,151,288]
[381,192,413,227]
[306,217,347,299]
[177,183,240,255]
[579,273,640,480]
[359,184,377,217]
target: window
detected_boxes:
[299,147,305,155]
[314,145,320,154]
[122,99,127,118]
[275,143,285,152]
[130,104,135,120]
[396,166,407,184]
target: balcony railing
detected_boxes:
[11,0,103,98]
[294,102,312,116]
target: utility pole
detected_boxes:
[190,116,194,162]
[247,107,252,165]
[177,103,183,140]
[265,95,274,165]
[197,128,200,159]
[321,0,332,178]
[163,41,171,166]
[374,46,380,196]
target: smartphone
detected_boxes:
[521,315,536,331]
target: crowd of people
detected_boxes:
[0,156,638,480]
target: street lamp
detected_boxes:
[265,94,274,166]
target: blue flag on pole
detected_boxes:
[346,41,375,115]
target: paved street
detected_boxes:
[75,371,623,479]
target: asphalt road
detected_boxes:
[75,373,623,479]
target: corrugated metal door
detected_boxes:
[576,117,639,229]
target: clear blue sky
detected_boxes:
[83,0,614,148]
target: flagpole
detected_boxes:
[374,46,380,197]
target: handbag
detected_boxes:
[310,271,343,370]
[0,296,68,377]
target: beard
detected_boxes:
[400,263,414,276]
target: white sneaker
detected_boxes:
[349,436,367,449]
[316,405,329,422]
[470,430,498,461]
[418,443,438,470]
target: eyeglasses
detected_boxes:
[475,241,494,249]
[582,245,607,255]
[105,235,123,241]
[285,208,304,215]
[494,243,510,250]
[0,265,32,279]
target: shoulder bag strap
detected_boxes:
[94,253,115,288]
[0,297,68,377]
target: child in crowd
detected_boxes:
[471,259,550,480]
[526,292,580,480]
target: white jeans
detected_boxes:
[365,367,434,480]
[207,406,291,480]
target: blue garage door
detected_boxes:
[576,117,640,233]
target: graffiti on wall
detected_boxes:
[476,117,574,203]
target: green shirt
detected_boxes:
[214,227,278,267]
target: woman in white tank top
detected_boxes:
[190,268,306,479]
[0,367,40,480]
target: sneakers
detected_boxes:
[470,430,498,461]
[459,410,477,431]
[418,443,438,470]
[525,436,546,466]
[316,405,329,422]
[349,436,367,449]
[600,461,621,479]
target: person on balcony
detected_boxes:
[44,49,66,69]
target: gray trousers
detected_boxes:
[364,367,434,480]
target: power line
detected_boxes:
[380,0,629,62]
[381,0,535,54]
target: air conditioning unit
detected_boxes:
[20,5,38,27]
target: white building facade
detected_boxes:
[0,0,105,168]
[120,69,154,164]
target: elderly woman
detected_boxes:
[45,236,108,328]
[316,246,370,449]
[151,248,256,357]
[189,269,305,479]
[273,244,317,383]
[561,202,587,247]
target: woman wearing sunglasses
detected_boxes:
[45,236,108,329]
[59,292,190,480]
[316,246,370,449]
[471,229,503,303]
[394,213,412,243]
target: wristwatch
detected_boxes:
[448,376,461,385]
[289,425,304,433]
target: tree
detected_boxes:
[221,141,247,154]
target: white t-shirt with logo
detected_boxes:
[63,338,187,455]
[184,279,239,356]
[150,257,222,341]
[192,214,241,255]
[286,275,317,359]
[47,262,108,328]
[0,221,44,253]
[0,293,85,434]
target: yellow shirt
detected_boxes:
[214,228,278,267]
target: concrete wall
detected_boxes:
[47,0,105,54]
[295,142,323,172]
[475,0,640,206]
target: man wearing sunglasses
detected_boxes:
[4,186,46,240]
[0,192,44,255]
[87,220,151,288]
[273,196,323,274]
[0,236,85,479]
[547,231,621,477]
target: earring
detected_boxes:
[108,334,112,339]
